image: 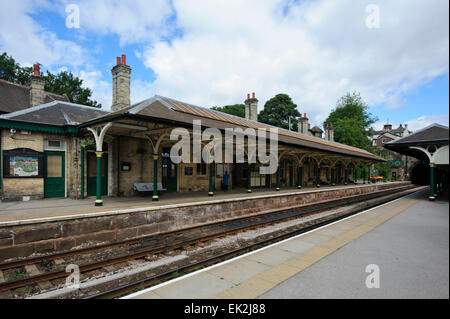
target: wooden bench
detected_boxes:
[133,182,167,196]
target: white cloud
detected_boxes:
[372,113,449,132]
[0,0,86,68]
[135,0,449,124]
[60,0,175,46]
[405,113,449,132]
[1,0,448,122]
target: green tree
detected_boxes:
[211,104,245,118]
[375,162,390,179]
[324,92,377,151]
[0,52,101,107]
[0,52,32,85]
[258,94,300,131]
[44,71,101,107]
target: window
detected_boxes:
[196,163,207,175]
[44,140,65,151]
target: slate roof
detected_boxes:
[0,79,69,114]
[372,125,407,137]
[0,101,108,126]
[309,126,323,133]
[80,95,383,162]
[386,123,449,146]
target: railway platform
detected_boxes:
[0,182,393,223]
[125,189,449,299]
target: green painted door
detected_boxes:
[44,151,65,198]
[161,155,177,192]
[87,152,108,196]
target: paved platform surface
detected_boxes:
[0,182,390,223]
[125,189,449,299]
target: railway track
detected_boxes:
[0,184,424,299]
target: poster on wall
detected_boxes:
[9,156,39,177]
[3,148,43,178]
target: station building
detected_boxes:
[384,123,449,200]
[0,55,384,204]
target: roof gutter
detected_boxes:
[0,119,78,134]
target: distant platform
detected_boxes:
[0,182,407,224]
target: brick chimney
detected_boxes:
[244,92,258,121]
[298,113,310,135]
[111,54,131,111]
[324,122,334,142]
[30,63,45,106]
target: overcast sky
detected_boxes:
[0,0,448,132]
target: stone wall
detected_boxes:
[0,182,415,262]
[0,130,80,201]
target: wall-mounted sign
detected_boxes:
[184,166,193,176]
[121,162,131,171]
[3,148,43,178]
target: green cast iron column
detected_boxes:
[276,164,280,191]
[362,167,365,184]
[297,166,302,189]
[247,163,252,193]
[429,163,435,201]
[316,165,320,187]
[209,164,214,196]
[153,154,159,201]
[435,167,439,196]
[331,167,335,186]
[80,146,84,200]
[344,168,348,185]
[95,152,103,206]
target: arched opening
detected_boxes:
[410,161,429,185]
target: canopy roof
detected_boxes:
[81,95,383,162]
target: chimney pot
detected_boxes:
[122,54,126,65]
[252,92,255,99]
[304,113,306,118]
[117,57,121,65]
[33,64,40,76]
[299,114,302,118]
[247,93,250,99]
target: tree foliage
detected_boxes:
[258,94,300,131]
[324,92,377,151]
[0,52,32,85]
[44,71,100,107]
[0,52,100,107]
[211,104,245,118]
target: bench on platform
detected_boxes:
[133,182,167,196]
